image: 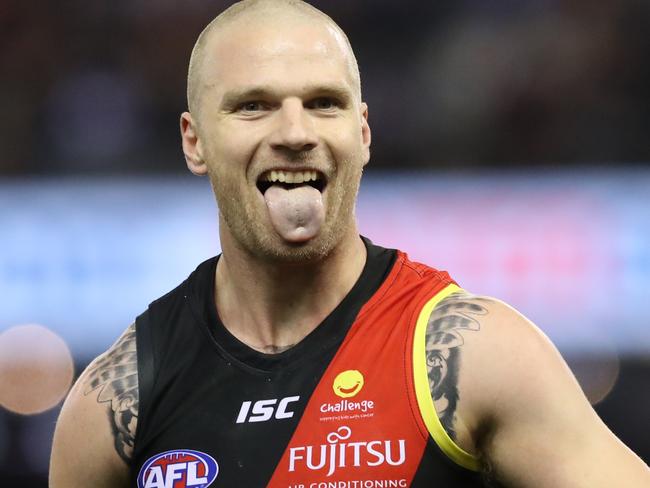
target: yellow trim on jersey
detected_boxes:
[413,283,481,472]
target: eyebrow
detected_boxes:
[219,84,354,109]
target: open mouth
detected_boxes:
[256,170,327,195]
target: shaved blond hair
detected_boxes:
[186,0,361,116]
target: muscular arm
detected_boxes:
[426,293,650,487]
[50,324,139,487]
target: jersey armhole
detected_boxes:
[412,283,481,472]
[134,310,155,452]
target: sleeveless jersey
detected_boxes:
[132,240,482,487]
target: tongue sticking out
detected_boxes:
[264,185,324,242]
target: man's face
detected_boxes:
[185,18,370,262]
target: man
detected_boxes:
[50,1,650,487]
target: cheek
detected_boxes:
[202,124,261,173]
[325,127,364,167]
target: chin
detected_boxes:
[238,222,348,265]
[260,233,337,264]
[222,201,354,265]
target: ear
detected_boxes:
[360,102,371,166]
[180,112,208,175]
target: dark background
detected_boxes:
[2,0,649,175]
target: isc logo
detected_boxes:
[137,449,219,488]
[236,395,300,423]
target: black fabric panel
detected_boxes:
[130,238,397,486]
[410,438,486,487]
[192,237,397,373]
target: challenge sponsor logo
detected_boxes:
[333,370,364,398]
[236,395,300,423]
[288,426,406,477]
[137,449,218,488]
[320,399,374,414]
[320,370,375,422]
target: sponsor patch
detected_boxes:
[332,370,364,398]
[235,395,300,423]
[137,449,218,488]
[320,370,375,422]
[288,425,407,477]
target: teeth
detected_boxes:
[264,170,320,184]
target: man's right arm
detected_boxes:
[50,323,139,488]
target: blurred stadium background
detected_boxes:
[1,0,649,484]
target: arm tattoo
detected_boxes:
[83,323,138,463]
[425,292,486,440]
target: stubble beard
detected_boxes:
[210,159,363,265]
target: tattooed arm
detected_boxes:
[50,324,138,488]
[425,292,485,452]
[425,293,650,487]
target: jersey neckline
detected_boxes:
[186,236,397,374]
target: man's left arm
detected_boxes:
[465,298,650,487]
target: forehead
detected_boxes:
[202,19,357,99]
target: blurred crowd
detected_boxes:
[1,0,649,175]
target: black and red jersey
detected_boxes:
[132,239,482,487]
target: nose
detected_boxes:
[268,98,318,152]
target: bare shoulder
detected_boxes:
[425,291,650,486]
[433,292,581,417]
[50,323,139,488]
[425,290,580,442]
[427,290,561,384]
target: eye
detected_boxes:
[308,97,339,111]
[238,101,267,113]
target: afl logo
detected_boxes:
[137,449,219,488]
[333,369,364,398]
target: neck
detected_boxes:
[215,227,367,354]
